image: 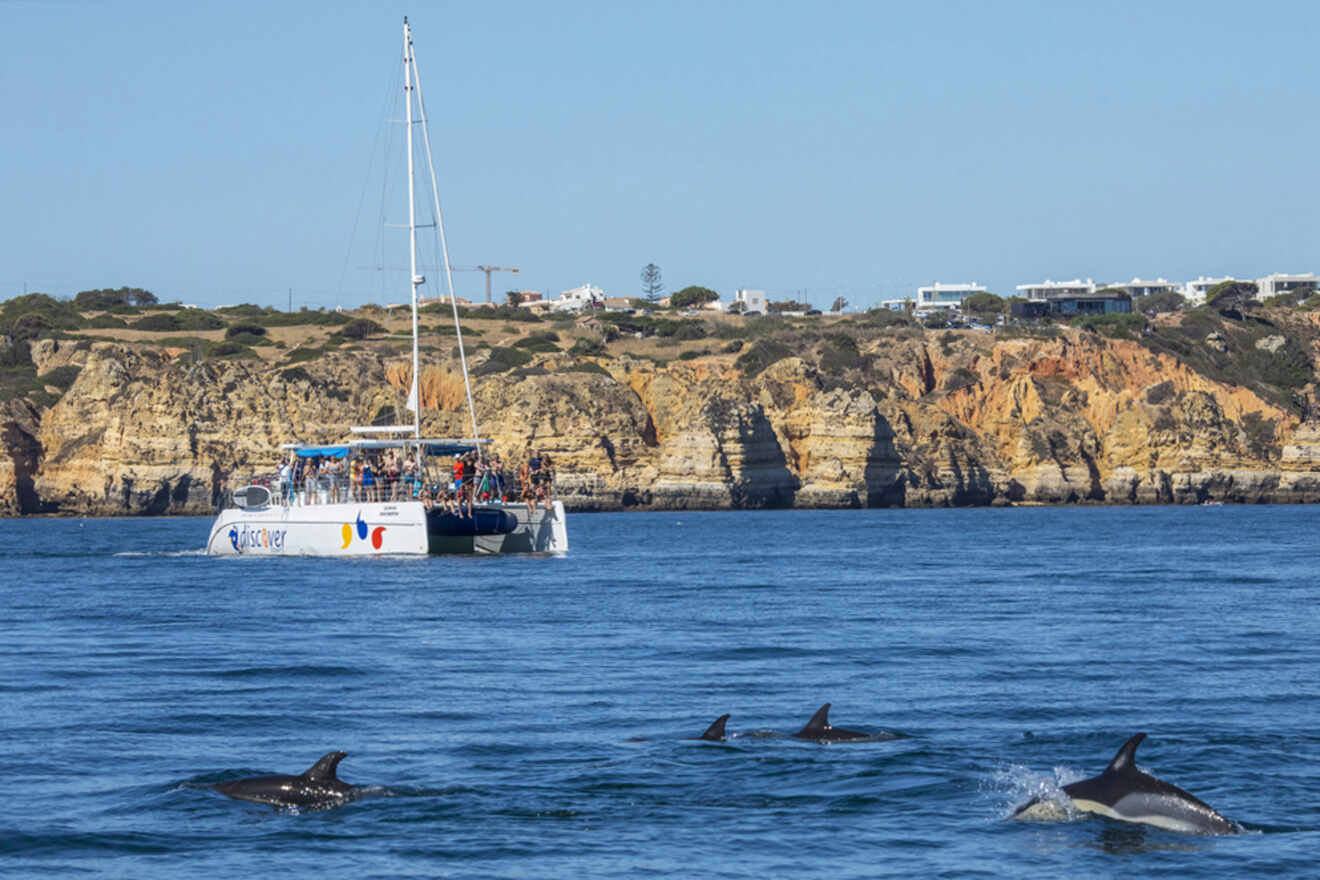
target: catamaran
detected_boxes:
[206,19,567,556]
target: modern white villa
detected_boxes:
[1257,272,1320,300]
[1111,277,1181,298]
[917,282,986,312]
[1016,278,1097,300]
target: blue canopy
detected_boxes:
[294,445,349,459]
[425,444,477,457]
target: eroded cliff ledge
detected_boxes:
[7,316,1320,516]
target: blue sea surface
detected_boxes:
[1,506,1317,877]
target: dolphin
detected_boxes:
[792,703,873,743]
[213,751,359,810]
[1013,733,1238,834]
[695,714,731,742]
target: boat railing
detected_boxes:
[223,467,558,510]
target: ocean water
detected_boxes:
[1,506,1317,877]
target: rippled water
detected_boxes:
[1,506,1317,877]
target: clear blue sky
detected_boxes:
[3,1,1317,310]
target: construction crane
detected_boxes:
[448,265,520,304]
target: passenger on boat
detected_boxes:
[528,450,542,487]
[278,458,292,506]
[350,457,363,502]
[539,453,556,509]
[418,483,434,511]
[292,456,306,504]
[402,453,417,500]
[361,459,377,502]
[489,453,506,501]
[323,457,341,503]
[517,457,531,503]
[306,458,320,505]
[521,472,536,515]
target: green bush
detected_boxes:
[214,304,349,327]
[569,337,606,357]
[943,367,978,391]
[818,333,860,375]
[338,319,384,340]
[670,286,719,309]
[176,309,225,331]
[204,340,258,359]
[39,365,82,390]
[11,312,58,340]
[0,365,44,400]
[284,346,323,363]
[1131,291,1187,315]
[131,313,183,332]
[1069,312,1146,339]
[0,338,32,368]
[1264,288,1314,308]
[562,361,612,376]
[472,345,534,375]
[0,294,84,339]
[962,292,1005,319]
[1145,381,1175,405]
[865,307,911,328]
[226,331,273,347]
[735,339,793,376]
[451,304,541,323]
[86,314,128,329]
[225,323,267,339]
[73,287,157,309]
[513,331,561,352]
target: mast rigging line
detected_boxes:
[405,18,483,459]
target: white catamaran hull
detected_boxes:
[206,500,567,556]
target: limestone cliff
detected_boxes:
[7,325,1320,515]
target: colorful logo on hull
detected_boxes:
[341,513,386,550]
[228,524,287,553]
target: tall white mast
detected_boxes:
[409,23,483,457]
[403,17,422,439]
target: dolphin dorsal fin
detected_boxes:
[700,714,731,741]
[797,703,832,736]
[1105,733,1147,773]
[302,751,347,782]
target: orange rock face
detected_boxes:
[5,327,1320,516]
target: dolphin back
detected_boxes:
[792,703,872,742]
[698,714,730,742]
[1058,733,1239,834]
[1104,732,1147,774]
[302,751,348,783]
[214,751,356,810]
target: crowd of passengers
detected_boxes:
[273,449,557,516]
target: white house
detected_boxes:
[1016,278,1097,300]
[1110,277,1180,298]
[730,289,767,314]
[550,284,605,312]
[1183,276,1239,304]
[915,282,987,312]
[1256,272,1319,300]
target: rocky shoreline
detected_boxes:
[6,324,1320,517]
